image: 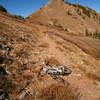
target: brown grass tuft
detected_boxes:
[40,83,81,100]
[45,57,60,66]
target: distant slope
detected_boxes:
[26,0,100,35]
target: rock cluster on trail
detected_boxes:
[38,60,72,82]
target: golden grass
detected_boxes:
[40,83,81,100]
[51,32,100,58]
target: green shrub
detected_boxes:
[12,15,24,20]
[93,30,100,39]
[0,5,7,13]
[73,4,97,18]
[85,29,100,39]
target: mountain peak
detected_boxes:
[48,0,64,5]
[49,0,64,2]
[26,0,100,34]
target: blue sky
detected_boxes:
[0,0,100,17]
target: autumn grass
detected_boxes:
[40,83,81,100]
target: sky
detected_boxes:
[0,0,100,17]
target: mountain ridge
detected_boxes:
[26,0,100,35]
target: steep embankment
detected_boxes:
[26,0,100,35]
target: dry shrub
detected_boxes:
[40,83,81,100]
[78,64,100,81]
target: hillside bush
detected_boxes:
[85,29,100,39]
[12,15,24,20]
[73,4,97,18]
[0,5,7,13]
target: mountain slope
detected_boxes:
[26,0,100,35]
[0,3,100,100]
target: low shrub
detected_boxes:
[0,5,7,13]
[85,29,100,39]
[73,4,97,18]
[12,15,24,20]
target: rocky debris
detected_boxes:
[0,66,8,77]
[0,41,14,99]
[0,56,5,64]
[38,61,72,82]
[0,76,15,100]
[19,91,27,100]
[0,56,13,65]
[67,8,73,15]
[0,42,12,55]
[18,88,33,100]
[0,90,9,100]
[0,41,14,64]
